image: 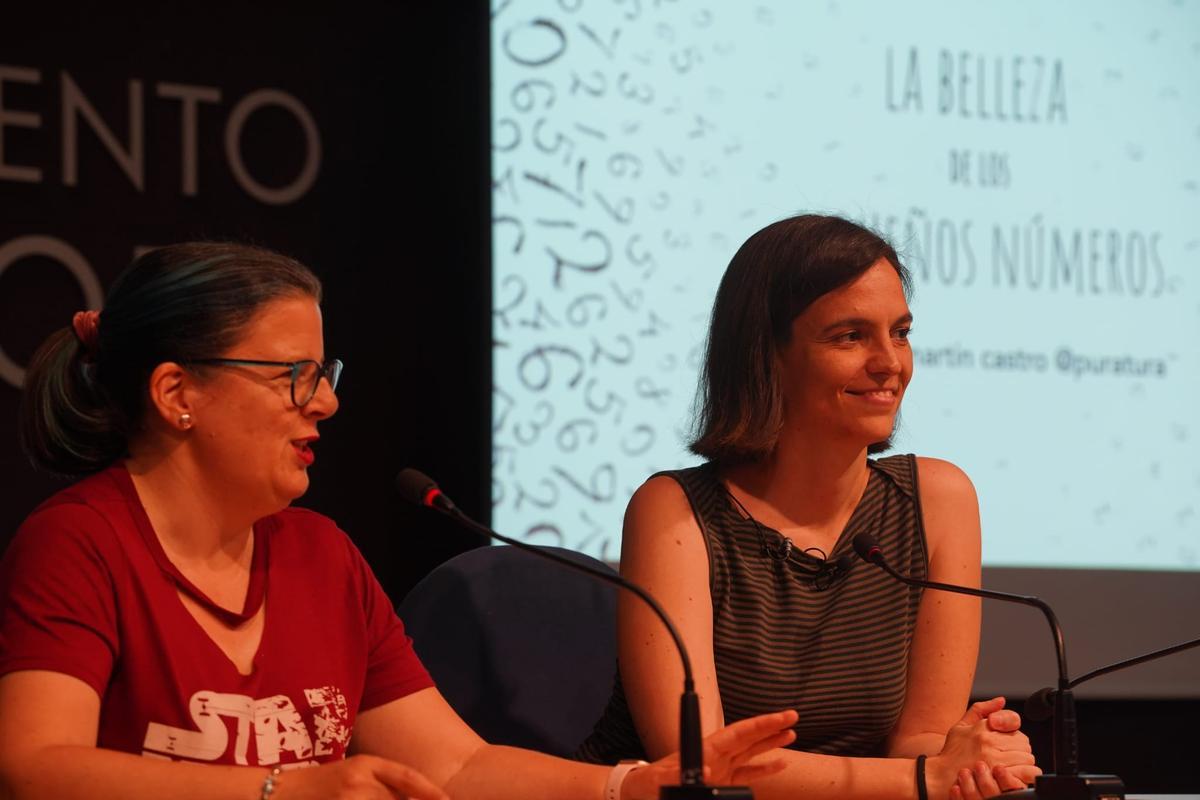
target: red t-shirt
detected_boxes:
[0,465,433,768]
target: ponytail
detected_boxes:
[18,326,126,475]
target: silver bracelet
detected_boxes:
[604,759,648,800]
[260,766,282,799]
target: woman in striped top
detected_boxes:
[578,215,1040,799]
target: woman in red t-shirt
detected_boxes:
[0,243,796,800]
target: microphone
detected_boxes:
[813,554,854,591]
[1024,636,1200,722]
[762,534,852,590]
[762,534,793,562]
[397,468,752,800]
[851,533,1124,800]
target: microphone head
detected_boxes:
[813,553,855,590]
[395,468,456,512]
[851,532,884,565]
[763,533,793,562]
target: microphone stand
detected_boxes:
[852,533,1124,800]
[1024,636,1200,721]
[398,469,752,799]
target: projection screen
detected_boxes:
[490,0,1200,698]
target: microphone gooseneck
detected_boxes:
[850,532,1078,776]
[396,468,721,795]
[851,533,1071,698]
[1068,636,1200,689]
[1025,636,1200,722]
[854,533,1198,800]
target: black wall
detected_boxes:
[0,3,490,597]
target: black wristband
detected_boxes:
[916,755,928,800]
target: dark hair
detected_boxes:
[689,214,911,464]
[19,242,322,476]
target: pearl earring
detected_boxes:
[179,413,193,429]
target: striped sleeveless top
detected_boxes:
[576,454,928,760]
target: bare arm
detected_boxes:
[0,670,452,800]
[0,669,610,800]
[886,457,983,758]
[0,666,793,800]
[616,475,1035,800]
[352,687,605,799]
[0,671,278,800]
[352,685,796,800]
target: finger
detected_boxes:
[730,755,790,782]
[972,760,1002,798]
[701,730,795,785]
[990,730,1032,752]
[719,710,799,739]
[998,734,1032,754]
[959,697,1006,726]
[992,765,1026,792]
[985,709,1022,732]
[949,784,964,800]
[1001,764,1043,786]
[957,767,983,800]
[989,748,1037,767]
[717,729,797,764]
[979,734,1036,758]
[979,728,1032,753]
[981,749,1037,771]
[374,760,449,800]
[706,711,798,754]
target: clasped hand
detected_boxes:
[930,697,1041,800]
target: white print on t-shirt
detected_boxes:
[305,685,351,756]
[141,685,350,766]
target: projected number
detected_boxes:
[492,1,733,560]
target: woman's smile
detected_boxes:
[844,386,901,408]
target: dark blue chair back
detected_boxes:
[398,544,618,756]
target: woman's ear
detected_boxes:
[146,362,195,432]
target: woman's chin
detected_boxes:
[275,473,311,507]
[850,424,898,451]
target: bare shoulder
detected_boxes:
[626,473,692,517]
[622,472,707,564]
[914,457,981,561]
[914,456,978,505]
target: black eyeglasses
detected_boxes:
[188,358,343,407]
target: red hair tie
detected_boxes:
[72,310,101,356]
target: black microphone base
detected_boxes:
[1001,773,1124,800]
[660,786,753,799]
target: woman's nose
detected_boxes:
[867,340,901,375]
[305,375,340,418]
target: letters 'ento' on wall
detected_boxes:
[0,65,325,387]
[0,13,360,553]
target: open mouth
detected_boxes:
[292,437,318,465]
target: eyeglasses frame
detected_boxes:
[187,357,343,407]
